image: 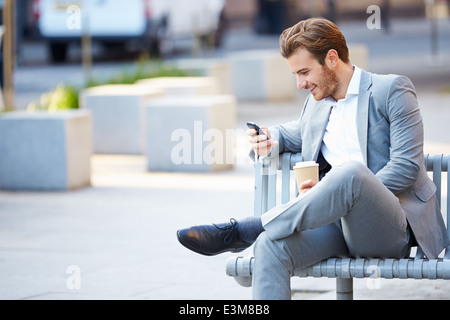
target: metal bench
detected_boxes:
[226,153,450,299]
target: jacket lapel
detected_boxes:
[356,70,373,165]
[306,100,332,161]
[304,70,373,163]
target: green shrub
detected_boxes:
[86,57,192,88]
[27,84,79,112]
[28,57,192,112]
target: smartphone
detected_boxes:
[247,122,270,140]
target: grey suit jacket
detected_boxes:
[266,69,449,259]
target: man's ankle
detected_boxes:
[237,217,264,243]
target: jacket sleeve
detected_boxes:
[248,96,308,163]
[265,95,311,160]
[375,75,423,195]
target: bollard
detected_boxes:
[336,278,353,300]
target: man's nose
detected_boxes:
[296,76,307,90]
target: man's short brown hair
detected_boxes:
[279,17,349,65]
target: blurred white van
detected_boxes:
[33,0,226,62]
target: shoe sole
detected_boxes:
[176,230,246,256]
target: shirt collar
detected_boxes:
[347,65,361,96]
[324,65,361,104]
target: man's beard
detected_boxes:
[312,64,340,101]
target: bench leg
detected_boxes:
[336,278,353,300]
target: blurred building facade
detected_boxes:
[224,0,447,33]
[12,0,450,40]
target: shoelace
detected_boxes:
[213,218,238,245]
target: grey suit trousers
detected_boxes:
[252,161,412,300]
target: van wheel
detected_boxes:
[49,42,68,63]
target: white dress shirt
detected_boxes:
[320,65,364,167]
[254,66,364,166]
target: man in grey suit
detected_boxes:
[177,18,449,299]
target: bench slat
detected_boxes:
[281,153,291,204]
[227,256,450,280]
[432,154,443,205]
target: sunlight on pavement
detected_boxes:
[90,155,254,192]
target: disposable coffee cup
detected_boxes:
[293,161,319,193]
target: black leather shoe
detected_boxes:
[177,218,252,256]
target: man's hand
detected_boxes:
[246,126,278,157]
[298,179,318,194]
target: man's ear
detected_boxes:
[326,49,339,68]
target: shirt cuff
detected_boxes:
[252,150,271,164]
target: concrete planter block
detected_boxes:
[144,95,237,172]
[0,110,92,191]
[136,76,221,96]
[174,59,233,94]
[80,84,164,155]
[227,49,296,102]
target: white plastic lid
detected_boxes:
[294,161,318,169]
